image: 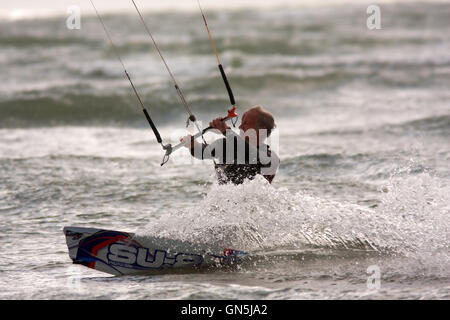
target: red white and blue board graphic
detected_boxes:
[63,226,248,276]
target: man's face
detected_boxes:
[239,111,261,143]
[239,111,259,133]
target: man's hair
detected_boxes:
[248,105,276,137]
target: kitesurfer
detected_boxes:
[181,106,280,185]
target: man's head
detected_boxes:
[239,106,275,144]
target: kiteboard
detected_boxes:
[63,226,248,276]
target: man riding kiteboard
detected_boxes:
[181,106,280,185]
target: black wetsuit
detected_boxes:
[190,131,279,185]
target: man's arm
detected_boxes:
[181,117,230,160]
[262,152,280,183]
[180,135,223,160]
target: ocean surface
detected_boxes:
[0,1,449,299]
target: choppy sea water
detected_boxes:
[0,1,449,299]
